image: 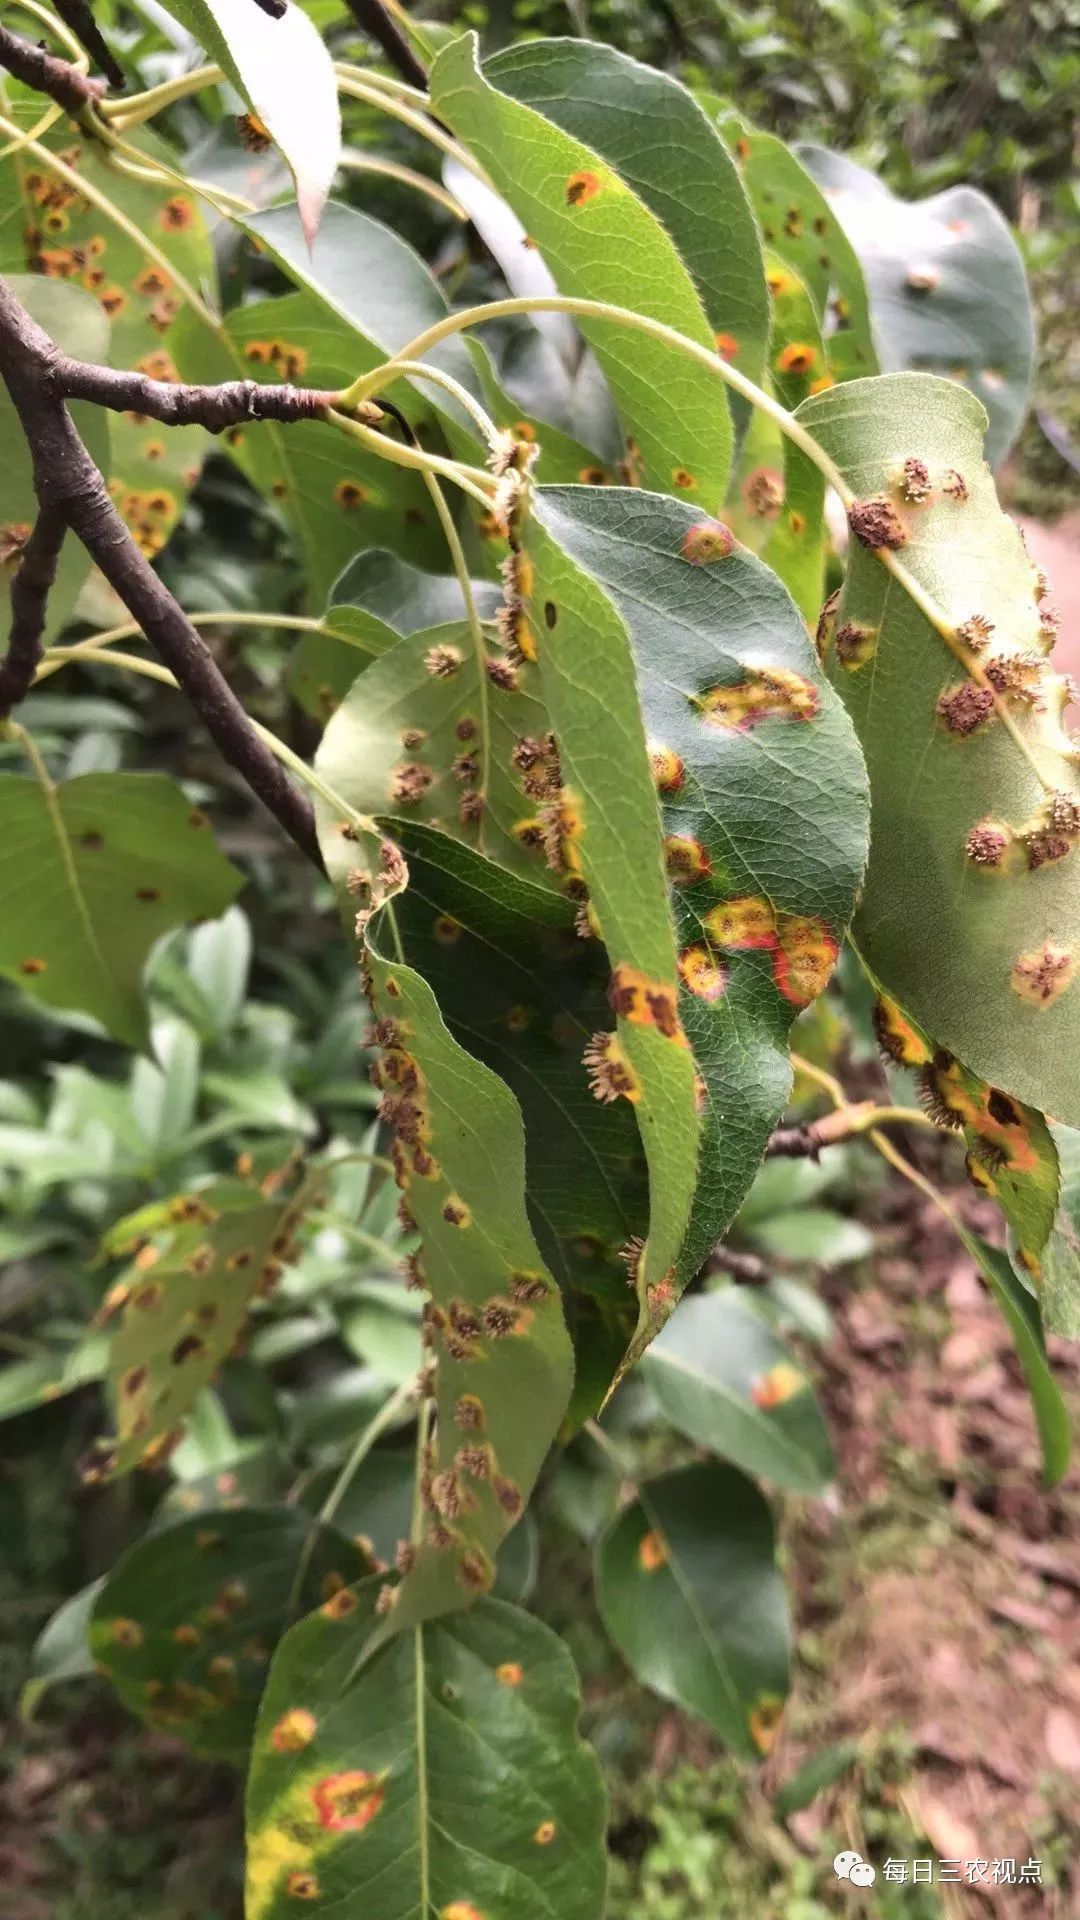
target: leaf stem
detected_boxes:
[378,359,499,448]
[98,63,223,128]
[315,1372,419,1532]
[33,610,328,685]
[327,406,494,508]
[334,68,490,185]
[339,150,466,220]
[339,292,854,504]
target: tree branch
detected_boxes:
[0,508,66,719]
[51,0,126,90]
[339,0,430,91]
[0,19,106,114]
[0,275,323,871]
[57,357,338,432]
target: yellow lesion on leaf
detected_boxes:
[637,1529,668,1572]
[697,667,819,731]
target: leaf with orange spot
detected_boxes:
[0,128,219,579]
[246,1588,606,1919]
[94,1163,318,1478]
[90,1508,368,1760]
[596,1461,790,1757]
[642,1290,833,1492]
[432,34,734,508]
[0,278,110,636]
[801,370,1080,1127]
[160,0,340,245]
[529,487,867,1282]
[0,772,240,1049]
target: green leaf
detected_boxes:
[1024,1121,1080,1338]
[532,485,868,1281]
[241,200,483,431]
[744,1206,873,1266]
[0,771,241,1049]
[0,278,109,635]
[175,287,447,605]
[596,1460,789,1758]
[642,1290,835,1493]
[314,813,577,1634]
[363,824,648,1418]
[723,130,876,384]
[91,1167,316,1479]
[486,40,769,412]
[0,127,218,570]
[796,145,1034,464]
[291,551,500,721]
[729,255,827,620]
[21,1578,104,1720]
[800,371,1080,1125]
[773,1741,859,1817]
[521,497,702,1359]
[432,32,733,508]
[162,0,340,243]
[90,1506,370,1758]
[246,1585,607,1920]
[959,1228,1071,1486]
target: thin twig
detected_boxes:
[339,0,429,90]
[0,275,322,870]
[50,0,125,89]
[0,18,105,113]
[58,358,338,432]
[0,508,65,718]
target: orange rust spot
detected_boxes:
[772,915,839,1008]
[334,479,369,510]
[607,965,685,1044]
[321,1587,359,1620]
[776,341,818,376]
[442,1907,486,1920]
[1010,942,1076,1008]
[681,518,734,565]
[565,170,602,206]
[583,1031,641,1104]
[18,956,47,974]
[698,668,819,731]
[109,1618,143,1648]
[495,1662,523,1688]
[741,467,783,518]
[872,995,932,1069]
[765,266,795,296]
[134,266,171,297]
[638,1529,668,1572]
[160,195,194,231]
[705,896,777,952]
[98,285,127,316]
[312,1770,384,1832]
[649,745,684,794]
[749,1694,785,1754]
[808,374,835,394]
[271,1708,318,1752]
[136,351,179,383]
[751,1362,805,1409]
[663,835,710,885]
[533,1821,557,1846]
[285,1873,320,1901]
[713,332,739,360]
[678,944,728,1003]
[672,468,697,490]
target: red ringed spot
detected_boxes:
[681,519,734,565]
[678,944,728,1002]
[311,1770,385,1832]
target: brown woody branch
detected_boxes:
[0,508,66,719]
[59,357,338,432]
[0,274,322,870]
[50,0,125,90]
[0,19,107,114]
[339,0,430,92]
